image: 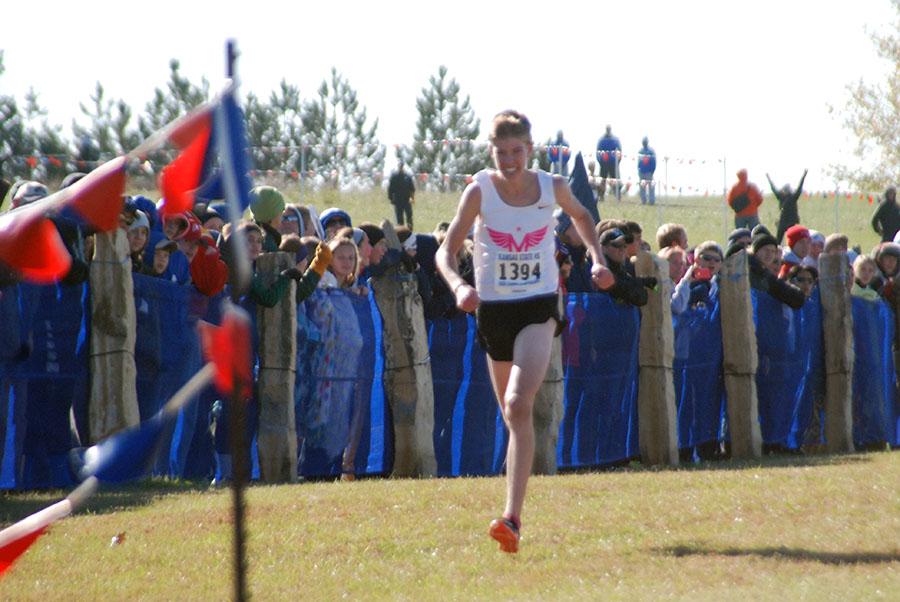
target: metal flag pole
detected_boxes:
[224,39,249,602]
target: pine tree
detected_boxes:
[300,68,384,188]
[832,0,900,191]
[72,82,140,164]
[0,52,36,181]
[244,91,283,172]
[138,59,209,166]
[24,89,70,182]
[409,66,486,191]
[269,80,304,175]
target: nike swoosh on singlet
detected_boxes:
[537,204,551,209]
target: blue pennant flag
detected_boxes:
[568,152,600,225]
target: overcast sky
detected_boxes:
[2,0,894,192]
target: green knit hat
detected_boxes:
[249,185,286,224]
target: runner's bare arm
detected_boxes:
[552,176,614,289]
[436,182,481,311]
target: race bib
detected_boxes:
[494,252,543,294]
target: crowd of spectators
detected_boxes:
[1,167,898,480]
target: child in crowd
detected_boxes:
[656,223,688,250]
[249,186,286,253]
[127,210,150,272]
[148,239,177,277]
[780,225,811,277]
[872,243,900,304]
[851,255,880,302]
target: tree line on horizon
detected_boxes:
[0,58,491,191]
[1,4,898,193]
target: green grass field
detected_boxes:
[255,179,884,255]
[1,452,897,600]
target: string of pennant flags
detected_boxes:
[4,145,885,203]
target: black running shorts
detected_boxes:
[475,295,565,362]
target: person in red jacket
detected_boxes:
[727,169,764,229]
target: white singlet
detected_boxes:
[473,169,559,302]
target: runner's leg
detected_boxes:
[487,318,555,522]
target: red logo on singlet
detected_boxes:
[486,226,548,252]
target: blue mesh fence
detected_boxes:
[851,296,898,447]
[752,289,826,450]
[672,297,726,451]
[0,280,895,489]
[556,293,640,468]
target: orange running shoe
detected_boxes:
[489,518,520,553]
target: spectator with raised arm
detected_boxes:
[767,169,808,244]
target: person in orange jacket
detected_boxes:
[727,169,764,229]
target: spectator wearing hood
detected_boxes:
[727,169,764,229]
[319,207,352,241]
[872,242,900,304]
[127,210,151,273]
[804,230,825,268]
[146,238,177,278]
[157,213,194,285]
[872,186,900,243]
[766,169,808,244]
[249,185,286,253]
[279,204,304,237]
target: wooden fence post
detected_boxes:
[818,254,855,453]
[635,252,679,465]
[88,229,139,443]
[718,250,762,458]
[532,335,563,474]
[370,220,437,477]
[255,252,298,483]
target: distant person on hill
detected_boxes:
[596,125,622,201]
[548,130,571,176]
[388,160,416,228]
[637,137,657,205]
[871,186,900,243]
[766,169,808,244]
[727,169,764,229]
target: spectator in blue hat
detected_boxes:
[319,207,352,241]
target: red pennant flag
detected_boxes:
[168,106,214,149]
[0,526,47,576]
[0,478,95,578]
[199,305,253,399]
[159,116,213,219]
[65,157,128,232]
[0,206,71,283]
